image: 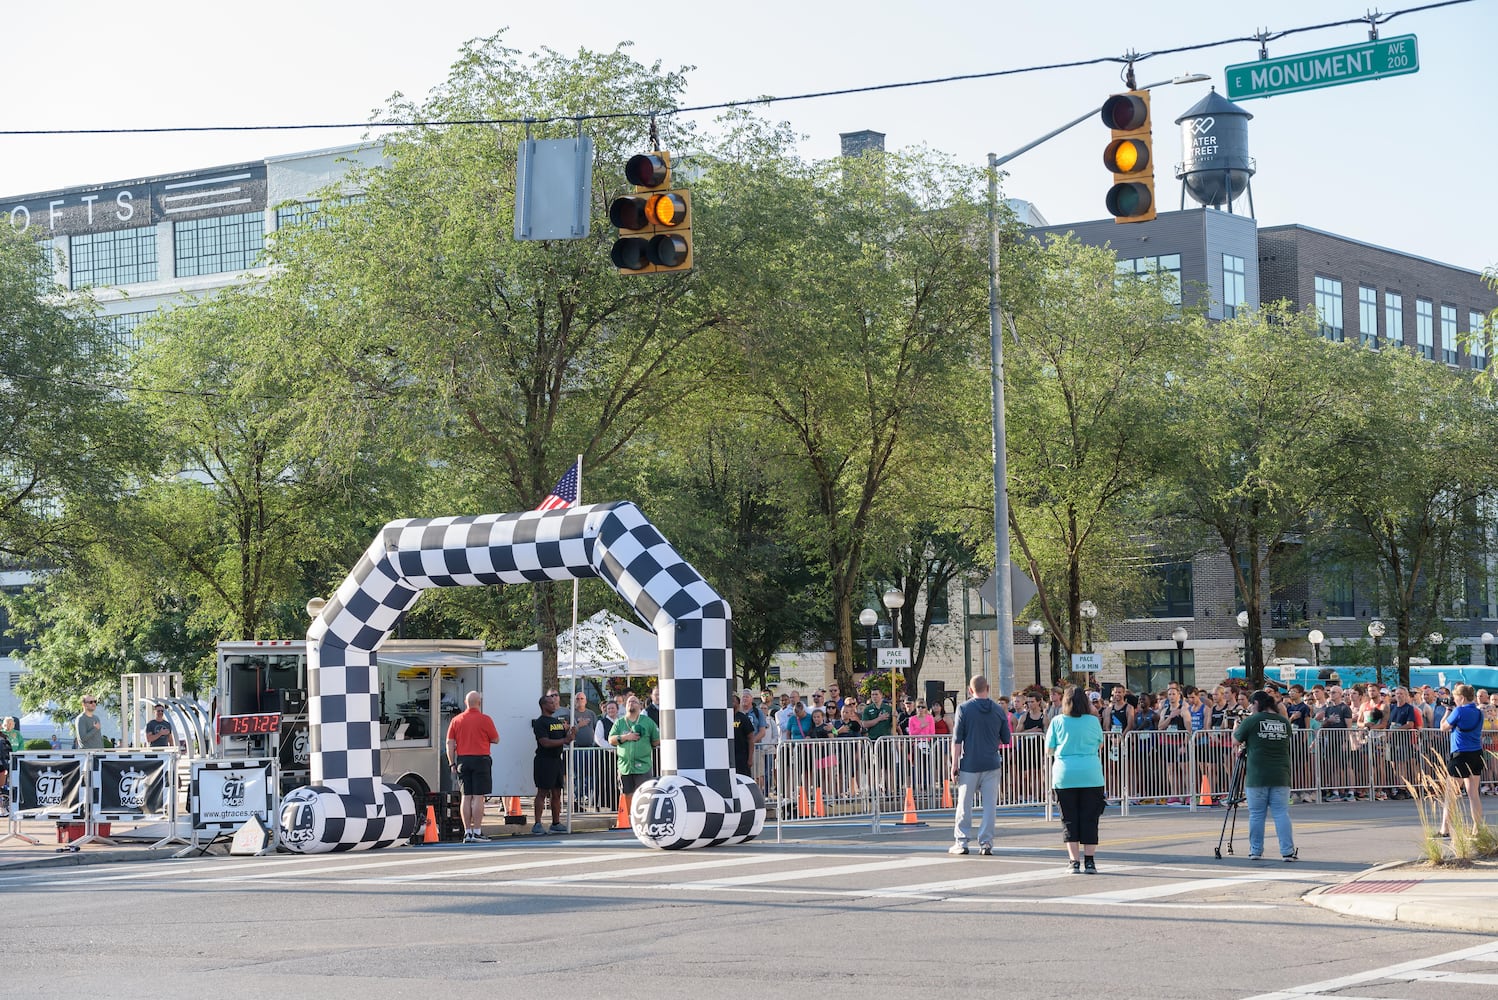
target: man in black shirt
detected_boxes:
[732,694,756,776]
[1316,687,1356,801]
[531,693,576,835]
[145,705,174,748]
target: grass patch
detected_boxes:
[1405,750,1498,864]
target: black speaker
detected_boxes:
[924,680,946,710]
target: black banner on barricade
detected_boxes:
[15,755,85,818]
[191,759,274,832]
[93,755,169,817]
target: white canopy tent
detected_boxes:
[533,609,660,678]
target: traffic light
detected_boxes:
[1101,89,1155,223]
[609,151,692,274]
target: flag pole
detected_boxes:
[568,455,582,715]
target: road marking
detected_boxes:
[236,850,642,884]
[664,856,952,889]
[1242,939,1498,999]
[1054,869,1336,904]
[364,851,806,885]
[9,848,495,886]
[873,863,1154,896]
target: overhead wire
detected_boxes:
[0,0,1472,138]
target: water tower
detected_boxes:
[1174,89,1255,215]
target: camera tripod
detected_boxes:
[1213,749,1248,858]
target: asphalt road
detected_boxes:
[7,802,1491,1000]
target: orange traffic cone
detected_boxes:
[422,804,439,844]
[797,786,810,819]
[814,787,826,818]
[901,786,919,825]
[503,795,525,826]
[942,779,954,809]
[613,793,632,831]
[1198,773,1213,807]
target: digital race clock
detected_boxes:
[217,713,282,736]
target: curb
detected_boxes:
[1303,857,1498,935]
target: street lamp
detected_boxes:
[985,72,1210,697]
[1027,620,1045,688]
[1307,628,1324,675]
[859,607,878,677]
[1368,620,1386,687]
[1171,626,1189,685]
[1080,600,1098,654]
[1428,632,1445,668]
[882,588,906,701]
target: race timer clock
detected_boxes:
[217,713,282,736]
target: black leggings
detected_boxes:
[1055,785,1106,845]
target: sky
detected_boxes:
[0,0,1492,273]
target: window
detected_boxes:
[1222,254,1246,318]
[926,574,949,625]
[101,311,155,353]
[1385,292,1403,347]
[69,225,158,288]
[274,194,365,231]
[1124,649,1195,693]
[1117,254,1182,305]
[0,586,27,655]
[1441,305,1459,365]
[174,211,265,277]
[1358,285,1379,347]
[1142,561,1193,618]
[1313,276,1343,341]
[1471,310,1489,371]
[1325,567,1355,618]
[1416,299,1434,360]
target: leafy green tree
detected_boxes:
[706,136,990,692]
[1004,236,1195,675]
[1162,304,1373,688]
[0,232,146,559]
[266,36,724,685]
[1318,346,1498,684]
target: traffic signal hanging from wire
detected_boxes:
[609,151,693,274]
[1101,89,1155,223]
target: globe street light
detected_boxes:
[1307,628,1324,674]
[882,589,906,701]
[1171,626,1189,686]
[1368,620,1386,685]
[859,607,878,678]
[1027,620,1045,688]
[1079,600,1098,654]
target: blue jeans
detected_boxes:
[954,767,1000,847]
[1245,784,1294,857]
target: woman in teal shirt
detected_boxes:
[1046,686,1106,874]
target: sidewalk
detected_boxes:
[1304,857,1498,934]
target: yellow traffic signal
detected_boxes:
[1101,89,1155,223]
[609,151,693,274]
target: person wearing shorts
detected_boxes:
[445,690,499,843]
[532,693,576,835]
[1439,684,1485,838]
[609,694,660,800]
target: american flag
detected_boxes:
[536,462,579,511]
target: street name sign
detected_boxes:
[1225,34,1418,101]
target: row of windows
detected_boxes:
[1116,254,1183,306]
[1312,275,1490,370]
[54,200,346,289]
[101,311,155,352]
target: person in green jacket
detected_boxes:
[608,694,661,800]
[1233,689,1297,862]
[1045,686,1106,874]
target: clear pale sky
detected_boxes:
[1,0,1491,272]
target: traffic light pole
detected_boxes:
[984,74,1207,697]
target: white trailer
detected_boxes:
[215,639,542,836]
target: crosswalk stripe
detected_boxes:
[16,849,488,887]
[351,850,736,884]
[664,856,952,889]
[876,863,1155,896]
[484,853,819,887]
[1242,939,1498,999]
[1051,868,1336,904]
[266,850,642,884]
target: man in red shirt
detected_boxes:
[445,690,500,843]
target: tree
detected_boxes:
[0,232,146,560]
[266,36,725,686]
[706,138,990,692]
[1162,304,1373,688]
[1319,346,1498,684]
[1003,237,1195,676]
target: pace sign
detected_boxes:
[1226,34,1419,101]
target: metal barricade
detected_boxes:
[565,745,620,816]
[1102,730,1129,810]
[1122,729,1194,806]
[1287,729,1316,802]
[1191,729,1237,812]
[774,738,875,841]
[1314,727,1371,800]
[996,733,1048,809]
[871,735,954,814]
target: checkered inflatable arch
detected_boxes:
[278,501,765,852]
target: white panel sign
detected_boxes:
[1071,653,1102,673]
[877,647,911,670]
